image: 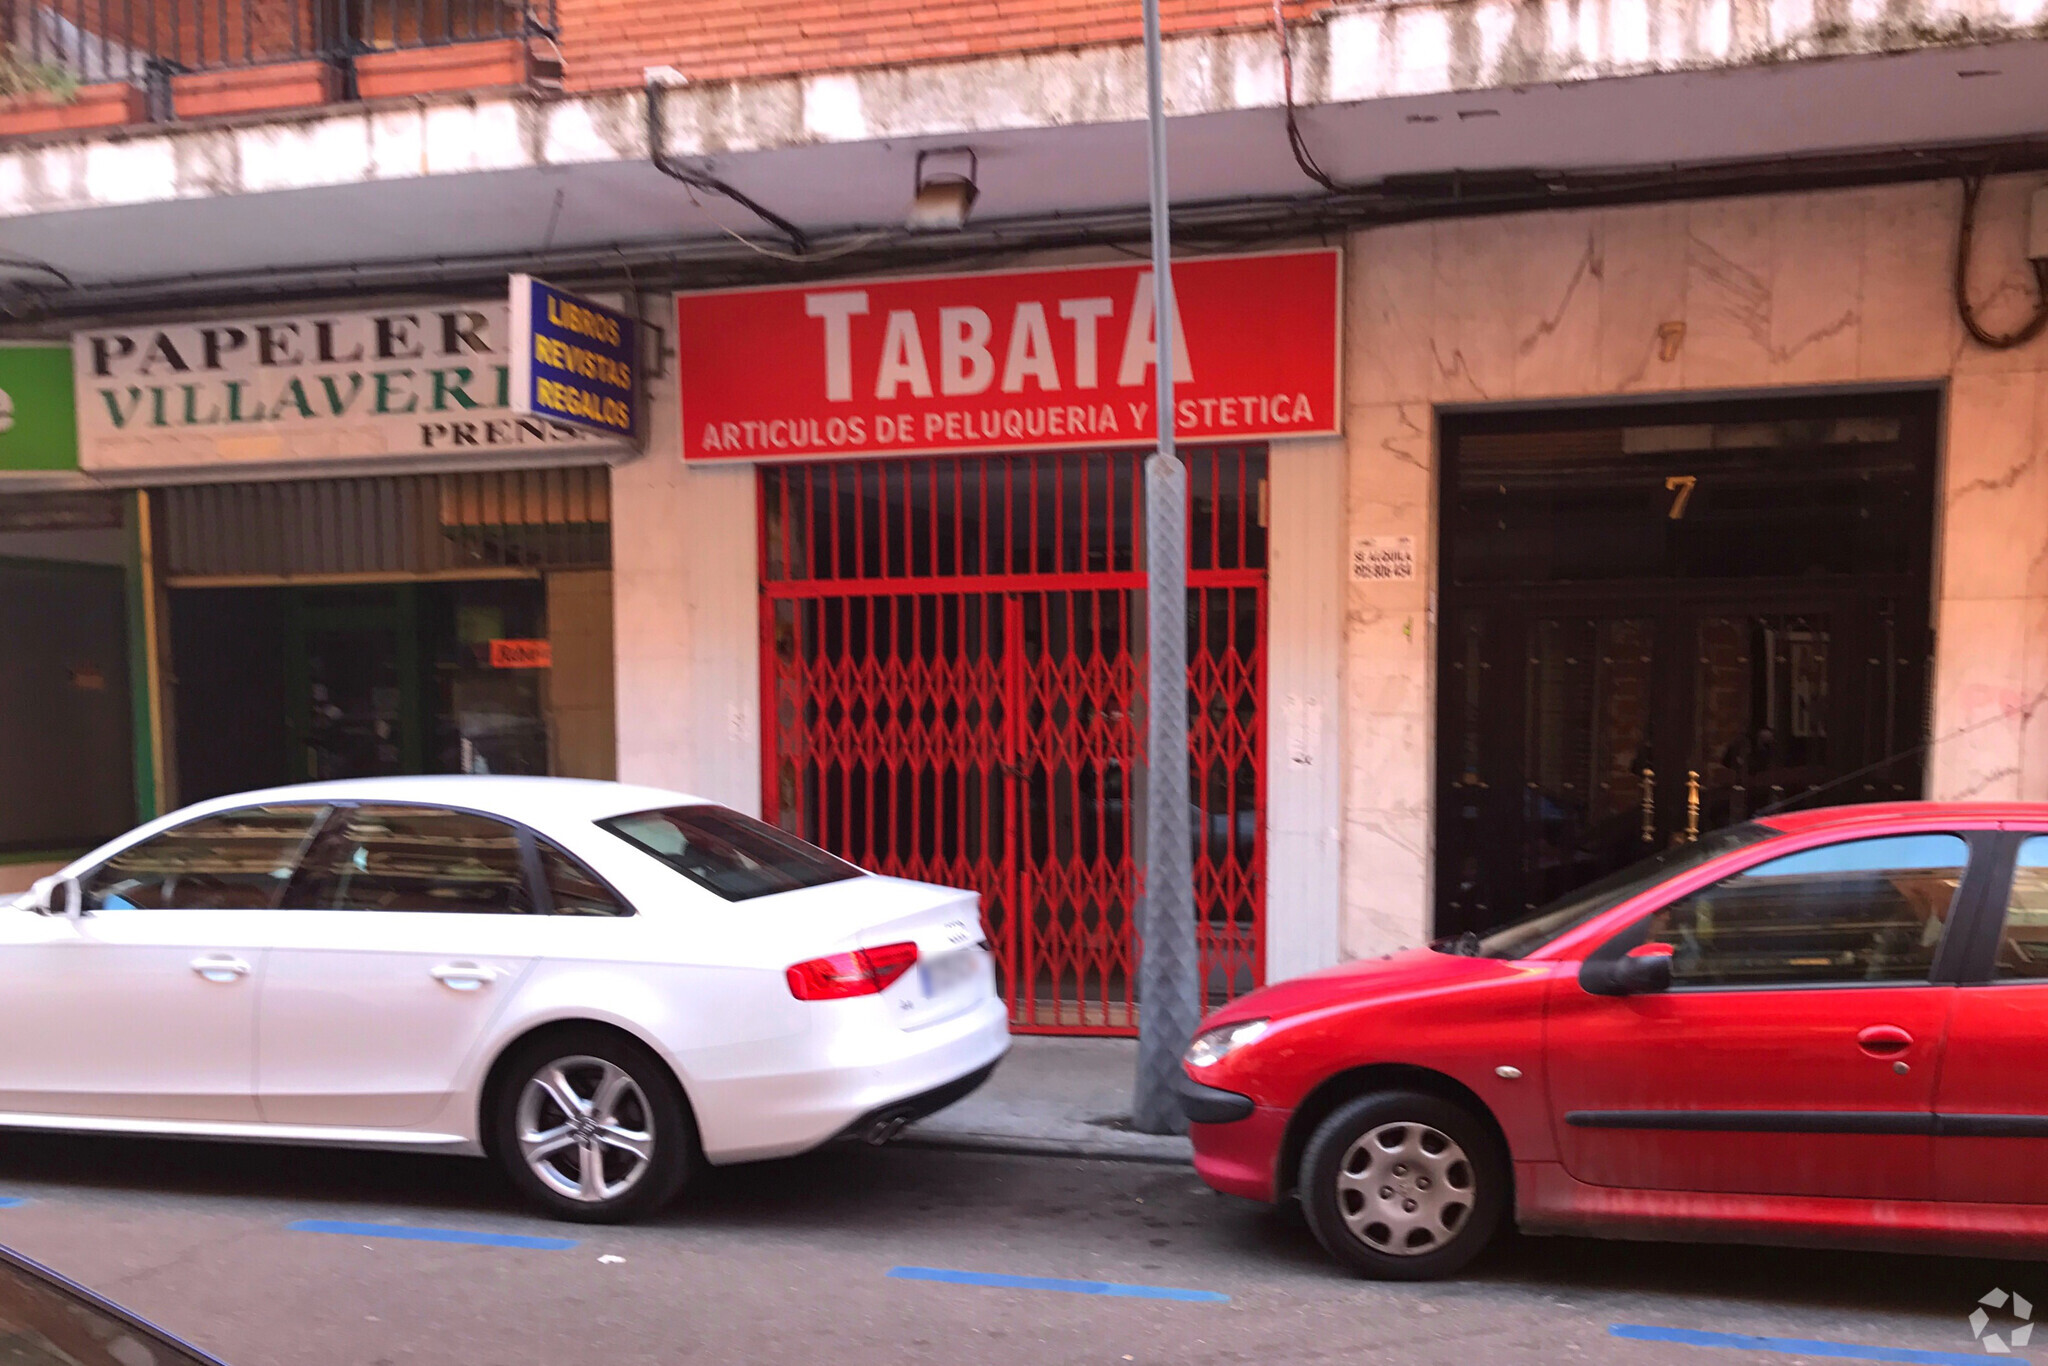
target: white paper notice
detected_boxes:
[1351,535,1416,582]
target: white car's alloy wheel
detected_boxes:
[516,1055,657,1203]
[491,1027,693,1223]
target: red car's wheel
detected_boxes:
[1299,1091,1508,1280]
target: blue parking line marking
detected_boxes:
[1611,1323,1988,1365]
[288,1219,577,1251]
[888,1266,1228,1303]
[0,1198,26,1208]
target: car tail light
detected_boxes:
[785,942,920,1000]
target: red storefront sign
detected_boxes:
[675,249,1341,462]
[488,638,552,668]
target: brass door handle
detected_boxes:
[1640,767,1655,844]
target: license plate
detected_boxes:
[917,950,980,998]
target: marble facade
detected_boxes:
[608,176,2048,989]
[1339,174,2048,960]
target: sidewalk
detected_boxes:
[902,1035,1194,1163]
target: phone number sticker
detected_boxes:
[1351,535,1416,582]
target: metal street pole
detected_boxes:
[1131,0,1199,1135]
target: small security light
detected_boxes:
[907,148,979,232]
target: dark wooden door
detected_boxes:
[1435,394,1938,937]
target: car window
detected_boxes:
[1992,835,2048,978]
[0,1245,220,1365]
[539,842,632,917]
[1466,822,1775,959]
[293,805,535,914]
[1632,833,1969,988]
[80,805,326,912]
[600,805,861,902]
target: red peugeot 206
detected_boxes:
[1179,803,2048,1279]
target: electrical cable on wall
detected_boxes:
[538,187,566,261]
[645,82,812,255]
[1955,172,2048,350]
[1274,0,1344,193]
[0,258,75,289]
[18,137,2048,320]
[0,257,75,318]
[676,180,892,263]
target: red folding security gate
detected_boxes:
[759,448,1267,1034]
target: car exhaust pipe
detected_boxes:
[863,1115,909,1146]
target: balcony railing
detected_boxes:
[1,0,555,107]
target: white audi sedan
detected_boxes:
[1,777,1010,1222]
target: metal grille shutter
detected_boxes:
[157,468,610,583]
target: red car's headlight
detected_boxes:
[1185,1018,1270,1069]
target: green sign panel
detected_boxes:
[0,345,79,472]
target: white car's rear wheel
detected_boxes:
[491,1028,692,1223]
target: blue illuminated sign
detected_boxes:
[508,274,638,441]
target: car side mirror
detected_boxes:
[1581,941,1675,996]
[21,875,81,919]
[1614,942,1674,994]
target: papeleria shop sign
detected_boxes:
[675,249,1341,462]
[73,303,622,475]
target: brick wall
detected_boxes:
[22,0,567,81]
[558,0,1330,92]
[155,0,330,69]
[28,0,1317,110]
[35,0,342,74]
[30,0,1319,94]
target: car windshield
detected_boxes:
[0,1244,219,1365]
[600,805,862,902]
[1438,821,1777,960]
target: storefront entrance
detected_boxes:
[154,467,616,805]
[1435,392,1939,936]
[0,492,138,861]
[171,580,553,800]
[760,449,1267,1034]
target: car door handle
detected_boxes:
[190,955,251,983]
[430,963,503,992]
[1857,1025,1914,1056]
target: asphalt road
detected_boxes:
[0,1130,2033,1366]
